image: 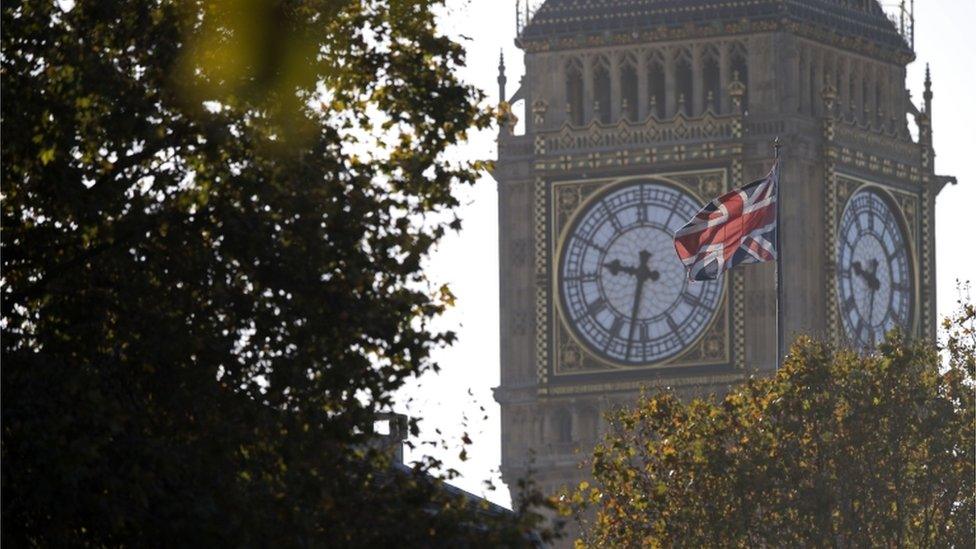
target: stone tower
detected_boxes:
[493,0,955,510]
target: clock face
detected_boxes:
[558,180,723,365]
[836,188,914,347]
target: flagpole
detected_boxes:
[774,137,784,368]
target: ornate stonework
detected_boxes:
[495,4,946,541]
[920,187,933,338]
[827,174,923,344]
[544,168,736,386]
[534,177,550,389]
[518,0,913,64]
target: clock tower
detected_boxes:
[493,0,955,507]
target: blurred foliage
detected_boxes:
[2,0,553,546]
[564,301,975,548]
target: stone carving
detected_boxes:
[699,173,724,198]
[532,100,548,126]
[559,342,585,372]
[548,168,734,378]
[557,186,580,216]
[896,194,918,239]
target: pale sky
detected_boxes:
[395,0,976,507]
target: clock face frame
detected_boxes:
[555,178,724,367]
[836,186,916,348]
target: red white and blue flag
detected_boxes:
[673,162,779,281]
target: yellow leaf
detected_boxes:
[39,148,56,165]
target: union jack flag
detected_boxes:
[673,162,779,281]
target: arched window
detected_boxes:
[834,67,843,114]
[702,48,721,114]
[848,68,858,118]
[798,52,807,113]
[565,58,584,126]
[875,81,884,125]
[675,51,693,116]
[593,56,612,124]
[647,55,666,119]
[620,55,639,122]
[821,54,836,114]
[730,45,749,113]
[553,409,573,443]
[577,406,599,443]
[809,58,818,115]
[862,78,870,123]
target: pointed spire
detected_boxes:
[497,50,508,103]
[923,63,933,115]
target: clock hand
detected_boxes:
[625,270,646,360]
[636,250,660,282]
[604,251,661,281]
[603,259,638,277]
[624,251,660,359]
[852,259,880,291]
[867,285,876,326]
[865,259,881,290]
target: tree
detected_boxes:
[2,1,549,545]
[565,303,975,548]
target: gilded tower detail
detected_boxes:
[493,0,954,507]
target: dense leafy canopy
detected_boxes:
[2,0,548,545]
[566,306,975,548]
